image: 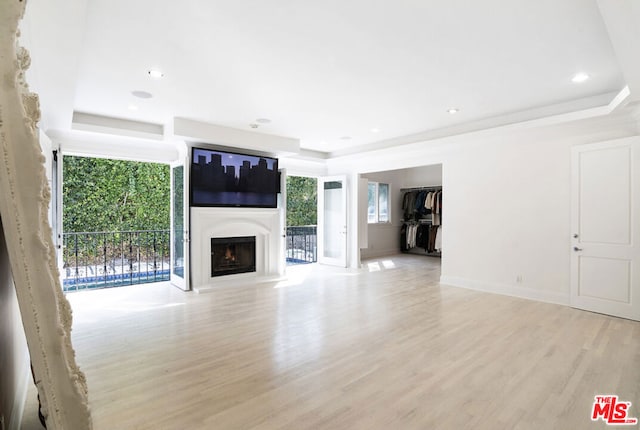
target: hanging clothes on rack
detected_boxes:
[402,191,417,220]
[432,190,442,225]
[424,191,434,214]
[400,186,442,256]
[405,223,420,249]
[416,224,429,251]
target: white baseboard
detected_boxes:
[439,275,570,306]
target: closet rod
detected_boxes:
[400,186,442,192]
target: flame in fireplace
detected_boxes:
[224,245,236,262]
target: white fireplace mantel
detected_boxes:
[190,207,284,290]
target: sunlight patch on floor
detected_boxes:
[367,262,382,272]
[381,260,396,269]
[367,259,397,272]
[274,263,315,288]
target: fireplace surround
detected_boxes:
[190,207,284,290]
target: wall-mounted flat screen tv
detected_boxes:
[190,147,279,208]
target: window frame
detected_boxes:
[367,181,391,224]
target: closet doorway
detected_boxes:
[361,164,443,263]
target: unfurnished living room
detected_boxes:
[1,0,639,429]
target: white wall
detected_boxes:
[54,131,180,164]
[20,0,88,132]
[439,120,640,304]
[360,170,405,259]
[329,112,639,304]
[279,156,327,178]
[401,164,443,188]
[441,134,573,303]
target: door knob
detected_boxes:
[573,246,583,252]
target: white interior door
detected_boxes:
[318,175,347,267]
[570,137,640,321]
[170,159,190,290]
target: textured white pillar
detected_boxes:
[0,1,93,428]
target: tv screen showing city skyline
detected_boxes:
[190,147,279,208]
[192,148,277,178]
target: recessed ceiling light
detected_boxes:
[148,69,164,78]
[256,118,271,124]
[370,128,380,133]
[572,73,590,83]
[131,90,153,99]
[128,104,139,111]
[447,108,459,114]
[340,136,352,140]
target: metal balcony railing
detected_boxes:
[62,230,170,292]
[286,225,317,264]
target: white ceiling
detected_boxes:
[22,0,636,155]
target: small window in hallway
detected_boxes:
[368,181,390,223]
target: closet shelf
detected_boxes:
[400,185,442,192]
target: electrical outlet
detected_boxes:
[516,275,523,283]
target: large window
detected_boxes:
[368,182,390,223]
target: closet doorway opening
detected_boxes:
[285,176,318,265]
[361,163,443,265]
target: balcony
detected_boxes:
[62,230,170,292]
[286,225,317,264]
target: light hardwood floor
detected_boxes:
[22,255,640,429]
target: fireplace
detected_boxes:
[191,208,282,289]
[211,236,256,277]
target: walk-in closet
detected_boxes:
[360,163,442,261]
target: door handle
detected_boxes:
[573,246,583,252]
